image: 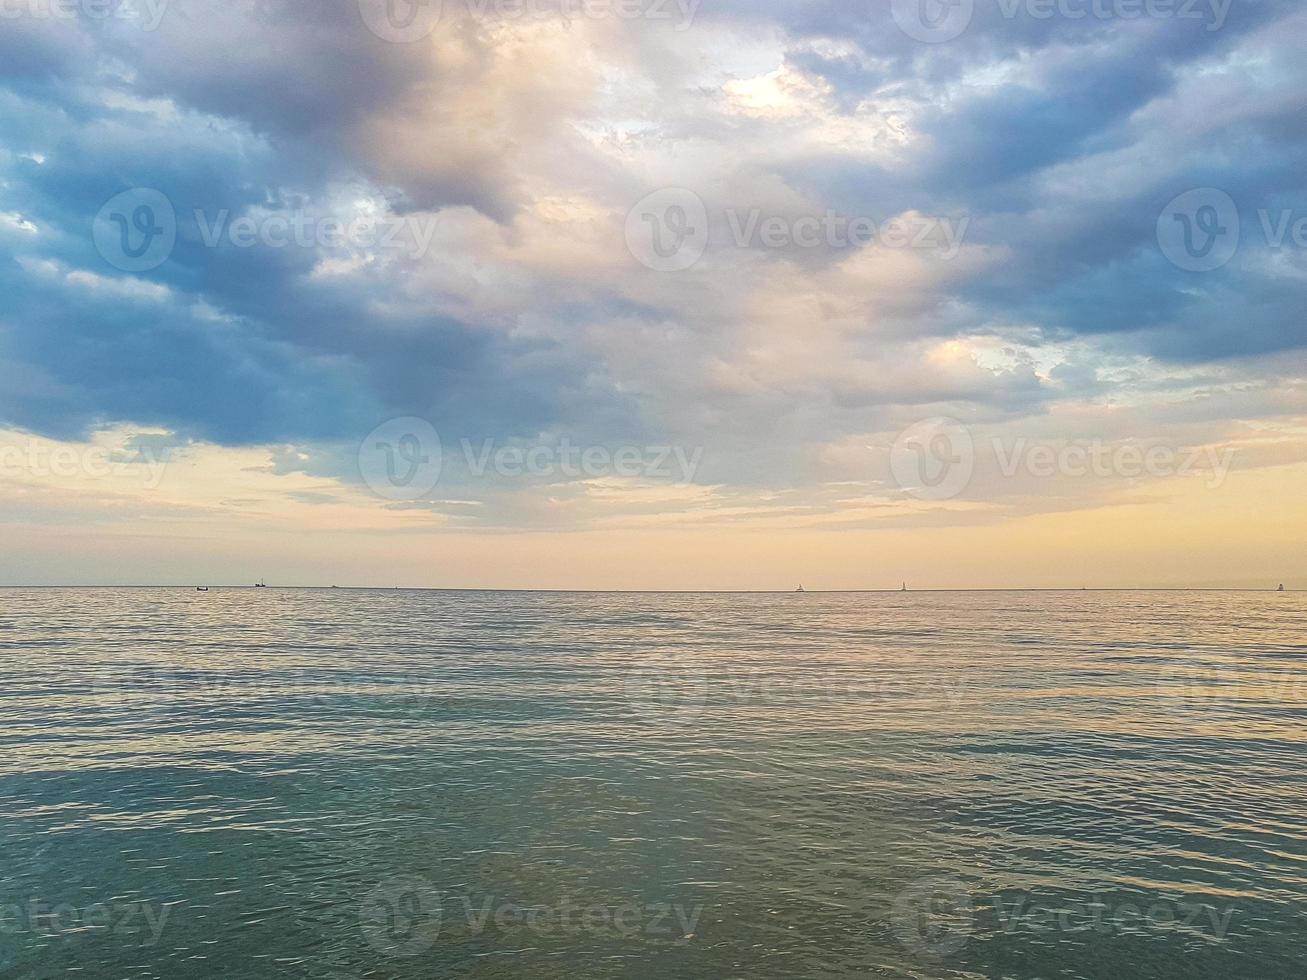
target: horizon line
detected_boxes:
[0,585,1298,593]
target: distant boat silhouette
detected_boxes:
[796,585,805,592]
[196,587,208,592]
[901,582,907,592]
[255,579,266,588]
[1278,583,1286,592]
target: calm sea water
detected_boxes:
[2,588,1306,979]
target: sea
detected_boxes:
[1,587,1305,979]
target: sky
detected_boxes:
[0,0,1304,589]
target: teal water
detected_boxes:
[2,588,1306,978]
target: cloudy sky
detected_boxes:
[0,0,1303,589]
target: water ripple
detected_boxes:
[1,588,1305,978]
